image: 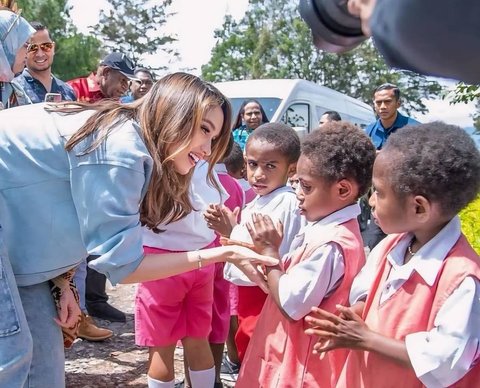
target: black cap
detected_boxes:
[100,52,137,79]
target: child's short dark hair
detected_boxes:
[246,123,301,163]
[301,121,376,198]
[384,122,480,216]
[224,141,244,174]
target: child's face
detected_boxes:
[295,155,341,222]
[369,154,412,234]
[288,173,299,191]
[170,105,224,175]
[245,139,295,196]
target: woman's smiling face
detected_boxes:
[170,105,224,175]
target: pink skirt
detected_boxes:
[135,245,215,347]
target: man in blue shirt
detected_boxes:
[15,22,76,103]
[362,83,419,249]
[365,83,419,150]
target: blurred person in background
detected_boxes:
[121,67,154,102]
[232,99,269,150]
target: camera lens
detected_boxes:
[299,0,366,53]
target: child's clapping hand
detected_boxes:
[246,213,283,258]
[204,203,239,237]
[304,305,371,354]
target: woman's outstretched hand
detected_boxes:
[224,244,278,293]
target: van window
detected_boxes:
[229,98,281,122]
[281,103,310,129]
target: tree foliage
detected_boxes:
[202,0,442,115]
[447,83,480,131]
[93,0,178,69]
[17,0,102,80]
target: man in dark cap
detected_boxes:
[68,52,137,102]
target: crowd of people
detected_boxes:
[1,3,480,388]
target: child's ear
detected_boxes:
[413,195,432,221]
[287,162,297,178]
[337,179,357,201]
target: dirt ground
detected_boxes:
[65,283,186,388]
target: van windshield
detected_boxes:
[229,98,282,122]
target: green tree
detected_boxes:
[17,0,102,80]
[93,0,178,69]
[202,0,442,115]
[447,83,480,131]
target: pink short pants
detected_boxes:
[229,283,239,316]
[208,262,231,344]
[135,246,215,347]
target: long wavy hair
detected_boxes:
[48,72,232,232]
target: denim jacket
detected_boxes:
[0,103,153,286]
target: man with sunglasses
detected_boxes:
[15,22,76,103]
[68,51,137,103]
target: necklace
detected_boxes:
[407,239,417,256]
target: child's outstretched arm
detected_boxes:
[246,213,297,319]
[305,305,412,368]
[247,214,348,322]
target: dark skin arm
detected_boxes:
[246,213,295,321]
[304,304,412,368]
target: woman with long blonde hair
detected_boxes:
[0,72,275,387]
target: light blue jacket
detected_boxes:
[0,103,153,286]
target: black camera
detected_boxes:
[299,0,366,53]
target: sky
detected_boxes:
[68,0,476,127]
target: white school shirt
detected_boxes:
[224,185,305,286]
[349,217,480,387]
[279,204,360,320]
[142,161,228,251]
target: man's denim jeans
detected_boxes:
[73,258,87,311]
[0,228,32,387]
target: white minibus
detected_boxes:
[214,79,375,137]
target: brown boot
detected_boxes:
[78,313,113,342]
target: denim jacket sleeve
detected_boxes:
[67,121,153,284]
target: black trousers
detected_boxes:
[85,255,108,307]
[358,195,386,250]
